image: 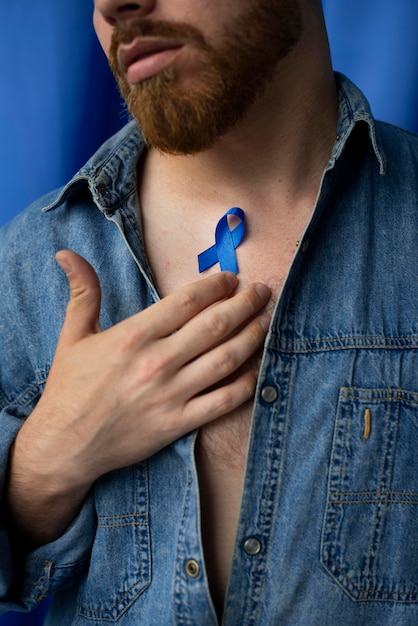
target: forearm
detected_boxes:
[5,434,92,550]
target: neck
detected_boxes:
[139,6,338,220]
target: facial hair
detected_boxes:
[109,1,303,155]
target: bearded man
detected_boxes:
[1,1,418,624]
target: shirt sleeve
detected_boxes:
[0,406,96,614]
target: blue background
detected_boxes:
[0,1,417,624]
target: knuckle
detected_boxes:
[114,333,173,386]
[178,290,203,316]
[137,353,171,384]
[160,412,183,438]
[247,321,265,346]
[68,281,100,303]
[204,310,230,338]
[117,331,140,355]
[242,373,257,398]
[213,388,236,415]
[215,347,237,375]
[212,376,255,416]
[115,324,154,355]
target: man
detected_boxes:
[1,0,418,624]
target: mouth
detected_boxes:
[119,38,183,84]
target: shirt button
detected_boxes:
[301,239,309,254]
[261,385,278,403]
[98,185,110,199]
[244,538,262,556]
[185,559,200,578]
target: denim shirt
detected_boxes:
[1,74,418,625]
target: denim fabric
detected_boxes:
[1,74,418,625]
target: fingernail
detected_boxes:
[255,283,271,300]
[223,271,238,288]
[55,253,72,276]
[259,315,271,332]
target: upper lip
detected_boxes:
[118,37,183,72]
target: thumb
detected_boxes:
[55,250,102,345]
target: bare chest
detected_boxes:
[195,398,254,617]
[141,205,305,614]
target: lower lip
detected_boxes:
[126,48,181,84]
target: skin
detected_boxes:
[7,254,270,546]
[7,0,338,616]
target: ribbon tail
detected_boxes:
[198,245,219,273]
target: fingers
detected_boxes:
[167,282,271,367]
[55,250,102,347]
[123,271,239,339]
[176,314,269,398]
[184,370,259,428]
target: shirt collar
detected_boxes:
[42,120,144,214]
[43,73,386,215]
[332,72,386,174]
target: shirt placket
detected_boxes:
[222,344,291,626]
[172,433,219,626]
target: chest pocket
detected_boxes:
[77,462,151,621]
[321,387,418,603]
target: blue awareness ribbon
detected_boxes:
[198,207,246,274]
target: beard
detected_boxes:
[109,1,303,155]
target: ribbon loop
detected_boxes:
[198,207,246,274]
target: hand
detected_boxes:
[14,250,271,495]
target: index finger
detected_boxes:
[125,271,239,339]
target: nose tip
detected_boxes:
[95,1,152,26]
